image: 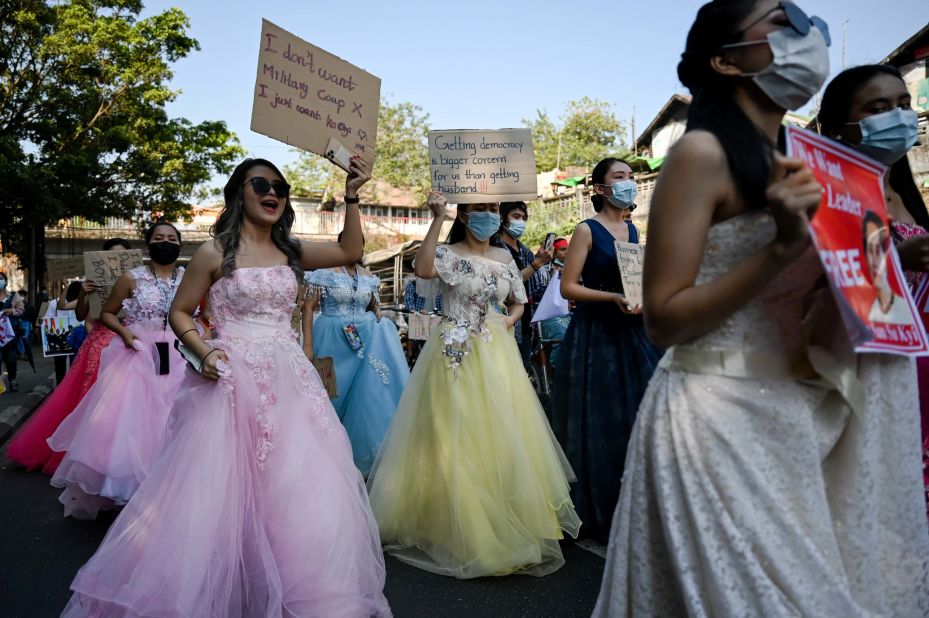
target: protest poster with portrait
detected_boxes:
[250,19,381,167]
[428,129,538,204]
[41,316,80,357]
[83,250,145,317]
[785,125,928,355]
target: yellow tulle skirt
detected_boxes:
[366,317,580,579]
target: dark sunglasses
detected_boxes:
[727,2,830,48]
[243,177,290,198]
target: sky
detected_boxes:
[142,0,929,183]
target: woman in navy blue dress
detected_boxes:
[551,157,662,543]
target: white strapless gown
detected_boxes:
[593,212,929,617]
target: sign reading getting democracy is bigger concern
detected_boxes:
[429,129,538,204]
[251,19,381,161]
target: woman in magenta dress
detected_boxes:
[61,157,390,617]
[6,237,131,474]
[48,224,187,519]
[818,64,929,514]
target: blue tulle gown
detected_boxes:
[306,268,410,476]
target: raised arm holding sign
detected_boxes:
[251,19,381,166]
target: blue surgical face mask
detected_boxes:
[506,219,526,238]
[607,180,637,209]
[851,108,920,165]
[465,211,501,241]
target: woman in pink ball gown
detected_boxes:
[61,157,391,617]
[48,223,187,519]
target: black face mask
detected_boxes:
[149,241,181,265]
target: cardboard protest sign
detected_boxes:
[45,256,84,283]
[311,357,338,398]
[83,250,145,317]
[408,312,442,341]
[785,126,928,355]
[251,19,381,166]
[614,242,644,309]
[428,129,537,204]
[41,316,80,357]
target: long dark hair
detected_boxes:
[678,0,774,209]
[590,157,625,212]
[818,65,929,231]
[212,158,302,277]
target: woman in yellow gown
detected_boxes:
[367,192,580,579]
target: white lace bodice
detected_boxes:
[687,212,822,358]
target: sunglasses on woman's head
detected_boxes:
[725,2,830,48]
[243,177,290,198]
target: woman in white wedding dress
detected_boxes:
[593,1,929,616]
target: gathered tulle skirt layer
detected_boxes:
[62,327,390,617]
[367,317,580,579]
[47,320,186,517]
[593,358,929,617]
[313,312,409,476]
[7,325,115,474]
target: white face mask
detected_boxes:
[726,26,830,111]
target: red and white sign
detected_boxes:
[785,126,928,355]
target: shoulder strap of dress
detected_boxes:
[625,220,639,244]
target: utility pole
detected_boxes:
[556,128,563,171]
[842,19,849,69]
[632,106,637,157]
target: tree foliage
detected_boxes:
[0,0,244,269]
[524,97,630,173]
[285,99,431,205]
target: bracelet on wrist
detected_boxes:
[530,261,540,272]
[200,348,219,368]
[177,328,198,342]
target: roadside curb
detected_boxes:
[0,378,54,445]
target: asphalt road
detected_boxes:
[0,450,606,618]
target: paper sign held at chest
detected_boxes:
[614,242,644,309]
[251,19,381,165]
[429,129,538,204]
[784,125,928,356]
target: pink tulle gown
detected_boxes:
[6,324,115,474]
[62,266,391,618]
[48,266,187,519]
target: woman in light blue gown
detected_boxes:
[303,258,409,476]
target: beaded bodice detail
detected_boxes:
[433,245,527,369]
[121,266,184,325]
[209,265,297,330]
[305,269,380,317]
[686,212,822,357]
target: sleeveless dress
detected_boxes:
[593,212,929,617]
[61,265,391,617]
[305,268,409,476]
[7,324,115,474]
[367,246,580,579]
[48,266,186,519]
[892,221,929,516]
[550,219,662,543]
